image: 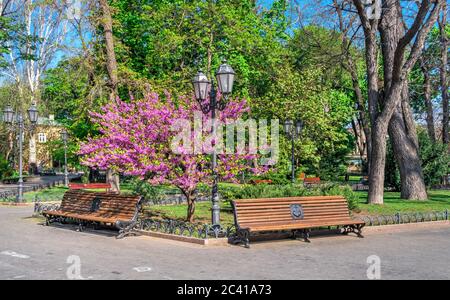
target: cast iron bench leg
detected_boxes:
[302,229,311,243]
[77,222,84,232]
[115,220,139,239]
[291,230,298,240]
[233,229,250,248]
[356,224,365,238]
[342,224,365,238]
[44,215,50,226]
[243,230,250,249]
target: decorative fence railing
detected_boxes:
[137,219,237,239]
[33,195,63,215]
[358,210,449,226]
[144,192,214,206]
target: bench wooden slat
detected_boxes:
[232,195,365,248]
[238,212,352,222]
[235,199,347,206]
[237,207,351,216]
[68,183,112,192]
[235,204,348,212]
[42,190,142,238]
[234,196,344,203]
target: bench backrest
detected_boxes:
[69,183,111,191]
[60,190,142,220]
[304,177,321,184]
[250,179,273,185]
[60,190,96,213]
[232,196,351,229]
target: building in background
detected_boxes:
[26,115,63,174]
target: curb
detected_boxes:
[0,202,33,207]
[137,230,229,246]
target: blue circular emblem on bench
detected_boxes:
[290,204,304,220]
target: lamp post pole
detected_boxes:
[291,137,295,183]
[2,104,38,203]
[61,129,69,187]
[17,114,24,202]
[193,60,235,227]
[210,81,220,227]
[284,119,304,184]
[64,138,69,187]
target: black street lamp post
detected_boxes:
[192,60,235,227]
[284,119,304,183]
[61,129,69,187]
[2,104,38,202]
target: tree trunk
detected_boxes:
[186,191,196,223]
[420,62,436,142]
[351,118,366,162]
[368,121,388,205]
[439,2,449,144]
[99,0,120,192]
[389,106,428,200]
[99,0,119,99]
[354,0,441,204]
[6,131,13,162]
[380,1,427,201]
[106,169,120,193]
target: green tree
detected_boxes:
[0,154,13,179]
[109,0,287,98]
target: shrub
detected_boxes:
[0,155,13,179]
[248,171,291,185]
[318,183,359,211]
[129,179,179,204]
[418,130,450,187]
[129,180,359,211]
[385,130,450,189]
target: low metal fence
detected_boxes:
[358,210,449,226]
[137,219,236,239]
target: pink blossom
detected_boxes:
[80,92,265,196]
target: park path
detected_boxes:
[0,175,80,199]
[0,206,449,280]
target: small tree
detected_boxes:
[80,92,264,222]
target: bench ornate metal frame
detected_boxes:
[43,191,143,239]
[231,196,365,248]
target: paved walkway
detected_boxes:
[0,175,79,196]
[0,206,449,280]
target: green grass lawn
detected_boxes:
[145,201,236,226]
[26,186,69,202]
[0,186,69,202]
[356,190,450,215]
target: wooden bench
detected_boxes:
[231,196,365,248]
[69,183,111,192]
[42,190,142,239]
[249,179,273,185]
[303,177,321,187]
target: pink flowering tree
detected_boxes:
[79,92,265,222]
